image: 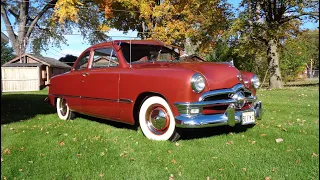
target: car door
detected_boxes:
[80,47,120,119]
[63,50,92,112]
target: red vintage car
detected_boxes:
[47,40,262,141]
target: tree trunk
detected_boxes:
[267,39,283,89]
[310,59,313,78]
[141,21,147,40]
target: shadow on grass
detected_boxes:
[1,94,55,124]
[1,93,255,140]
[76,114,138,131]
[76,114,255,140]
[284,83,319,87]
[178,124,255,140]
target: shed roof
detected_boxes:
[4,54,71,68]
[2,63,42,67]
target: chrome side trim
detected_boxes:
[118,98,133,104]
[199,84,251,101]
[50,94,133,104]
[50,94,81,99]
[82,96,118,102]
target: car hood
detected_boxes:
[131,62,241,90]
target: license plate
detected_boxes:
[242,111,255,125]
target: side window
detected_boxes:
[92,48,119,68]
[74,51,90,70]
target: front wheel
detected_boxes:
[139,96,180,141]
[56,97,76,120]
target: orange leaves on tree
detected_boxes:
[102,0,113,18]
[98,24,111,32]
[53,0,83,23]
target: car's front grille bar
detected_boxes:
[199,84,252,101]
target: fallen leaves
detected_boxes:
[120,151,128,157]
[275,138,284,143]
[312,152,318,157]
[2,148,11,155]
[59,141,65,146]
[260,133,267,136]
[265,176,271,180]
[226,141,233,145]
[242,168,246,172]
[171,159,177,164]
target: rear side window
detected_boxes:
[92,48,119,68]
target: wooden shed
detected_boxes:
[1,54,71,92]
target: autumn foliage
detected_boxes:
[53,0,230,51]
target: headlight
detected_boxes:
[251,75,260,89]
[191,73,206,93]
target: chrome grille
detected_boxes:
[200,84,255,112]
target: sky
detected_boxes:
[1,0,319,60]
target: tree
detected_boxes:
[280,29,319,81]
[59,54,78,67]
[233,0,319,89]
[210,13,268,80]
[54,0,232,52]
[1,0,109,57]
[1,41,15,65]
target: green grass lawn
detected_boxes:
[1,87,319,179]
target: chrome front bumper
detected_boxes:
[174,101,262,128]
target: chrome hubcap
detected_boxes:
[146,104,170,135]
[59,99,68,116]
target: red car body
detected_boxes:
[47,40,262,141]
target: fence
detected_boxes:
[1,67,40,92]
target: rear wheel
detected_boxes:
[139,96,180,141]
[56,97,76,120]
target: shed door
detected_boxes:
[1,67,40,92]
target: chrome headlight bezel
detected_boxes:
[191,73,206,93]
[251,74,260,89]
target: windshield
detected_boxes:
[120,43,180,63]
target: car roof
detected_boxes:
[89,40,165,49]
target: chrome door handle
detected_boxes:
[82,73,88,77]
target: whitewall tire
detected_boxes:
[56,97,76,120]
[139,96,179,141]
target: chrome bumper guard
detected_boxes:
[174,83,263,129]
[174,101,262,128]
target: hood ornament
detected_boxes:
[228,59,234,67]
